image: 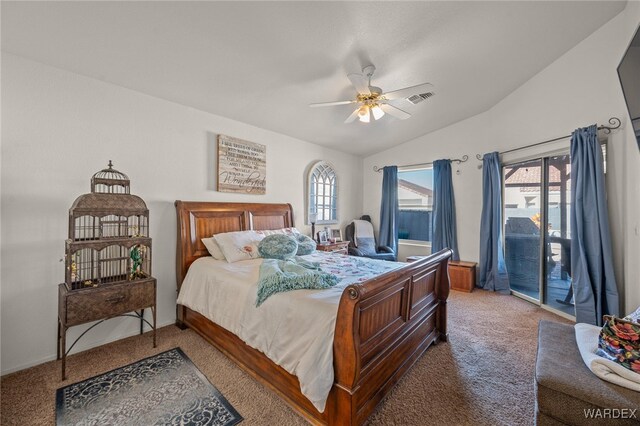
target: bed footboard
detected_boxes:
[331,249,452,424]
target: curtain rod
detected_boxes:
[475,117,621,161]
[373,155,469,173]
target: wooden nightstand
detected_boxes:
[316,241,350,255]
[448,261,477,293]
[57,278,157,380]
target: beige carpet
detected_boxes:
[1,290,570,425]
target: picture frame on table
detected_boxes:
[317,230,328,244]
[330,229,343,242]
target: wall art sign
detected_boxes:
[217,134,266,194]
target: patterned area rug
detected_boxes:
[56,347,242,426]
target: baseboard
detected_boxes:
[0,318,176,376]
[540,304,576,322]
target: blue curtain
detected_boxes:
[379,166,399,259]
[478,152,510,293]
[570,125,619,325]
[432,160,460,260]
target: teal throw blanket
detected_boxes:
[256,257,339,306]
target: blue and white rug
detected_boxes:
[56,347,243,426]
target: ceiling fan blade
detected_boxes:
[344,107,361,124]
[347,73,371,95]
[381,82,434,101]
[380,104,411,120]
[309,100,357,108]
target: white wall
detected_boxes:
[0,53,363,374]
[364,2,640,313]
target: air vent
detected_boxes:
[406,92,435,105]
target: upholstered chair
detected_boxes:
[344,215,396,261]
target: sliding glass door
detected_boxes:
[503,152,575,317]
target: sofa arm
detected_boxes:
[349,247,366,257]
[377,245,394,254]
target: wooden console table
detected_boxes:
[57,278,157,380]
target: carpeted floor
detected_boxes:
[1,290,570,425]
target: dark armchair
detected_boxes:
[344,215,396,261]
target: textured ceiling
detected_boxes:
[1,1,627,156]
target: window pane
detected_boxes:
[544,154,573,316]
[503,159,542,301]
[309,162,337,223]
[398,169,433,208]
[397,168,433,241]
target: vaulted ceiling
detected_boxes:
[1,1,626,155]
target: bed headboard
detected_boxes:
[175,201,294,291]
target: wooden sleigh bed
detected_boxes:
[175,201,451,425]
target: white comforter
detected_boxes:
[176,251,403,412]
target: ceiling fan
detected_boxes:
[310,65,434,124]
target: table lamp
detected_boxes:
[309,212,317,241]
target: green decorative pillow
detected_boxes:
[597,316,640,373]
[295,234,316,256]
[258,234,298,260]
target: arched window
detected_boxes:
[308,161,338,224]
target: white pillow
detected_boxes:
[255,227,300,237]
[214,230,265,263]
[201,237,226,260]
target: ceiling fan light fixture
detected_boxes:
[358,106,370,123]
[311,65,431,124]
[371,104,385,120]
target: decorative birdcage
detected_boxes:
[65,161,152,290]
